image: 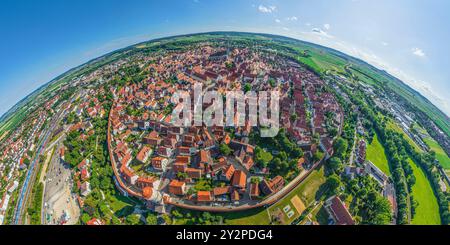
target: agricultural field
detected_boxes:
[366,134,391,176]
[408,158,441,225]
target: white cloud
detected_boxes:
[324,23,331,30]
[412,47,426,57]
[311,28,333,38]
[275,19,281,23]
[282,27,290,31]
[258,5,276,13]
[285,16,298,21]
[381,42,388,46]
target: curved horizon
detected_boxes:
[1,30,448,122]
[1,0,449,119]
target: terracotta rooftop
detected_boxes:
[232,170,247,189]
[329,196,355,225]
[142,187,153,199]
[197,191,213,202]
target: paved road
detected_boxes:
[12,107,67,224]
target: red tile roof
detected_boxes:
[136,146,151,163]
[142,187,153,199]
[329,196,355,225]
[169,180,186,195]
[232,170,247,189]
[223,164,235,181]
[250,183,260,197]
[213,186,231,196]
[197,191,213,202]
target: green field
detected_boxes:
[387,120,423,152]
[222,208,271,225]
[109,194,135,213]
[366,134,391,176]
[171,207,271,225]
[408,158,441,225]
[268,166,326,224]
[412,123,449,169]
[423,137,450,170]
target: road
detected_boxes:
[12,107,67,224]
[348,128,357,166]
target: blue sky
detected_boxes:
[1,0,449,116]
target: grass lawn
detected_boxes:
[408,158,441,225]
[172,207,271,225]
[222,208,271,225]
[366,134,391,176]
[109,194,135,213]
[423,137,450,170]
[413,123,450,170]
[268,166,326,224]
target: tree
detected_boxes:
[328,127,338,137]
[268,79,276,87]
[327,157,343,174]
[146,213,158,225]
[219,143,232,156]
[325,174,341,195]
[333,137,348,158]
[255,147,273,169]
[290,113,298,121]
[243,83,252,93]
[126,214,141,225]
[23,158,30,165]
[291,147,303,158]
[111,215,121,225]
[366,194,393,225]
[81,213,91,224]
[313,150,324,162]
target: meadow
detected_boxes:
[366,134,391,176]
[408,158,441,225]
